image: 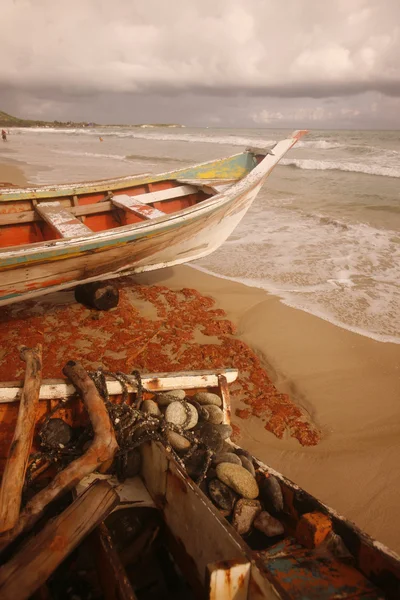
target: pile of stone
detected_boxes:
[141,389,285,540]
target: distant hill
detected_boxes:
[0,110,98,128]
[0,111,185,129]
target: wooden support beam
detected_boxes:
[0,345,42,533]
[0,480,119,600]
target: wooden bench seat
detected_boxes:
[35,202,92,238]
[111,195,166,220]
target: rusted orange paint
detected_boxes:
[295,512,332,549]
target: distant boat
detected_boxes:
[0,131,306,306]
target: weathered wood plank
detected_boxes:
[0,345,42,533]
[207,559,250,600]
[35,202,92,238]
[0,369,239,403]
[115,185,196,205]
[0,480,119,600]
[112,195,166,220]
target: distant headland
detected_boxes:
[0,110,185,129]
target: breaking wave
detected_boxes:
[281,158,400,179]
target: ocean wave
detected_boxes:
[296,140,343,150]
[280,158,400,179]
[53,149,128,162]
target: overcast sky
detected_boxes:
[1,0,399,128]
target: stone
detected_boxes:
[216,463,259,499]
[40,418,72,449]
[221,441,235,453]
[193,392,222,407]
[234,448,253,462]
[165,401,187,427]
[185,449,210,481]
[239,455,256,477]
[193,422,224,453]
[167,430,191,452]
[213,452,242,467]
[140,399,161,417]
[215,424,233,440]
[188,399,209,421]
[232,499,262,535]
[254,511,284,537]
[208,479,238,512]
[259,475,284,514]
[184,402,198,430]
[156,389,186,406]
[205,405,224,425]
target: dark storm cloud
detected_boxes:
[1,0,399,126]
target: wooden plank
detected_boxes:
[35,201,92,238]
[0,480,119,600]
[207,559,250,600]
[112,195,166,220]
[0,201,115,226]
[0,345,42,533]
[115,184,197,205]
[0,368,239,403]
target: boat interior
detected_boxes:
[0,369,398,599]
[0,178,237,250]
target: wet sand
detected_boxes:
[136,265,400,554]
[0,160,28,187]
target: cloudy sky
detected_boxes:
[1,0,399,128]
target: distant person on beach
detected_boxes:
[1,130,7,142]
[99,136,103,142]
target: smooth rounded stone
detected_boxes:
[165,401,187,427]
[254,511,284,537]
[167,430,191,452]
[193,422,224,453]
[213,452,242,467]
[185,449,210,481]
[214,424,233,440]
[193,392,222,407]
[232,499,262,535]
[208,478,238,512]
[234,448,254,462]
[183,402,199,430]
[259,475,284,514]
[156,389,186,406]
[221,441,235,453]
[216,463,259,499]
[141,399,161,417]
[239,455,256,477]
[205,405,224,425]
[187,399,209,421]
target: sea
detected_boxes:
[4,126,400,344]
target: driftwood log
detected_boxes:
[0,345,42,534]
[0,361,118,551]
[74,281,119,310]
[0,480,119,600]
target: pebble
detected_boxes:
[167,430,191,452]
[213,452,242,466]
[193,422,224,453]
[208,479,238,512]
[259,475,283,514]
[254,511,284,537]
[165,401,187,427]
[140,399,161,417]
[156,389,186,406]
[215,424,233,440]
[184,402,198,430]
[234,448,253,462]
[205,405,224,425]
[239,455,256,477]
[193,392,222,407]
[216,463,259,499]
[232,499,262,535]
[185,449,210,481]
[187,399,209,421]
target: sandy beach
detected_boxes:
[135,265,400,554]
[0,159,28,188]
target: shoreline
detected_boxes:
[134,265,400,553]
[0,158,29,187]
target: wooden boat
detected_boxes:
[0,362,399,599]
[0,131,306,307]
